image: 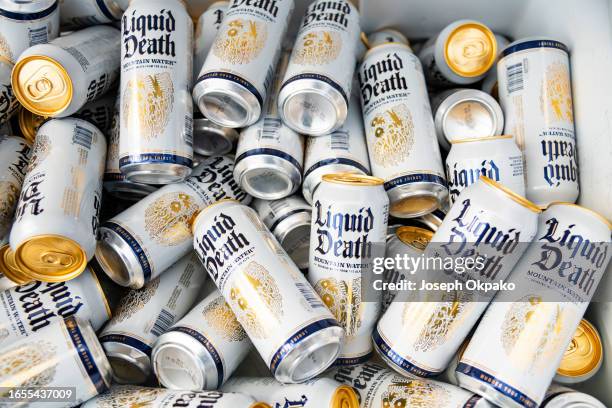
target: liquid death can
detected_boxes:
[99,252,206,384]
[12,25,120,118]
[540,384,606,408]
[59,0,123,30]
[192,200,343,383]
[0,316,112,407]
[328,362,495,408]
[278,0,361,136]
[252,195,312,270]
[309,173,389,365]
[221,376,359,408]
[152,289,252,390]
[119,0,193,184]
[0,56,19,126]
[0,0,59,64]
[10,118,106,282]
[0,244,30,285]
[302,89,371,205]
[358,42,448,218]
[554,319,602,384]
[96,155,250,289]
[481,34,510,99]
[457,203,611,408]
[0,136,30,245]
[498,38,579,206]
[446,135,525,205]
[193,113,239,157]
[193,0,293,128]
[363,28,410,50]
[418,20,497,86]
[193,1,228,83]
[374,176,540,378]
[234,51,304,200]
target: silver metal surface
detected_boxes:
[234,154,301,200]
[95,228,142,288]
[192,116,238,156]
[102,341,151,384]
[275,211,311,270]
[121,162,192,185]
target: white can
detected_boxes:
[554,319,603,384]
[278,0,361,136]
[192,199,343,383]
[302,88,371,204]
[446,135,525,205]
[221,376,359,408]
[96,155,250,289]
[0,0,59,64]
[12,25,120,118]
[0,136,30,245]
[99,252,206,384]
[457,203,611,408]
[358,42,448,218]
[120,0,193,185]
[59,0,123,30]
[192,0,294,128]
[328,362,495,408]
[481,34,510,98]
[152,289,252,390]
[0,316,112,407]
[252,195,312,270]
[418,20,497,86]
[0,57,19,126]
[375,176,540,378]
[10,118,106,282]
[498,38,579,206]
[540,384,606,408]
[193,1,228,83]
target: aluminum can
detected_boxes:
[12,25,120,118]
[363,28,410,49]
[540,384,605,408]
[193,1,228,83]
[457,203,611,408]
[10,118,105,282]
[0,316,111,407]
[358,42,448,218]
[554,318,602,384]
[481,34,510,99]
[0,136,30,245]
[222,376,359,408]
[278,0,360,136]
[83,386,271,408]
[418,20,497,86]
[498,38,579,206]
[99,252,206,384]
[193,113,239,157]
[446,135,525,205]
[193,0,293,128]
[302,88,370,204]
[375,176,540,378]
[234,52,304,200]
[59,0,123,30]
[96,155,250,289]
[309,173,388,365]
[0,57,19,126]
[120,0,193,184]
[329,361,495,408]
[252,195,311,270]
[152,289,252,390]
[431,88,504,150]
[0,0,59,64]
[192,199,343,383]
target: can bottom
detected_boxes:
[121,162,191,185]
[235,156,301,200]
[194,77,261,128]
[302,163,368,205]
[193,117,238,156]
[456,371,525,408]
[95,229,142,288]
[387,182,449,218]
[103,180,158,202]
[277,214,311,270]
[103,341,152,385]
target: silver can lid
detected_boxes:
[234,154,301,200]
[95,227,144,289]
[193,117,238,156]
[102,341,152,384]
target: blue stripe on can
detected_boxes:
[456,362,538,408]
[303,157,370,180]
[280,73,349,104]
[0,1,57,20]
[119,153,193,168]
[196,71,263,108]
[384,173,448,192]
[99,333,153,356]
[372,326,439,377]
[103,221,152,283]
[463,394,484,408]
[501,39,569,57]
[268,208,310,234]
[333,351,373,367]
[95,0,117,21]
[171,326,224,387]
[236,148,303,174]
[269,318,340,375]
[64,316,109,394]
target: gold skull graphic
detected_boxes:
[541,61,574,124]
[144,192,198,246]
[213,19,267,64]
[408,295,468,352]
[0,340,57,394]
[95,385,166,408]
[370,104,414,167]
[293,31,342,65]
[113,277,161,323]
[381,379,449,408]
[314,277,362,336]
[202,295,248,342]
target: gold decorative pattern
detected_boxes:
[0,340,57,393]
[213,19,267,64]
[541,62,573,124]
[0,34,12,62]
[27,134,51,173]
[293,31,342,65]
[381,377,451,408]
[144,192,198,246]
[113,278,161,323]
[370,104,414,167]
[0,181,19,238]
[315,277,362,336]
[202,295,248,342]
[94,386,165,408]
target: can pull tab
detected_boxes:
[24,65,67,102]
[41,251,76,267]
[462,39,488,59]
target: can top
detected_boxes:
[12,55,73,117]
[546,202,612,230]
[17,106,46,144]
[443,22,497,77]
[14,235,88,282]
[396,226,433,250]
[191,198,241,232]
[250,404,272,408]
[0,245,31,285]
[480,175,541,213]
[556,319,602,378]
[321,173,385,186]
[363,41,413,59]
[450,134,513,145]
[361,29,410,50]
[332,385,360,408]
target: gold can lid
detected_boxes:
[322,173,385,186]
[250,404,272,408]
[12,55,73,117]
[0,245,32,285]
[480,176,541,213]
[14,235,87,282]
[444,22,497,77]
[332,385,360,408]
[557,319,602,378]
[17,106,47,144]
[396,226,434,250]
[450,135,514,144]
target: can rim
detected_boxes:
[0,245,31,285]
[332,385,360,408]
[545,202,612,230]
[191,198,241,232]
[479,176,541,213]
[443,21,497,77]
[395,226,433,250]
[363,41,413,58]
[556,319,603,378]
[450,135,514,144]
[322,173,385,186]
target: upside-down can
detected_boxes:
[358,42,448,218]
[120,0,193,184]
[192,199,343,383]
[554,319,603,384]
[0,136,30,245]
[192,113,239,157]
[193,1,228,83]
[59,0,123,30]
[0,57,19,126]
[10,118,106,282]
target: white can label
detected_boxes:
[0,63,19,125]
[193,2,227,82]
[60,0,119,30]
[0,136,30,241]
